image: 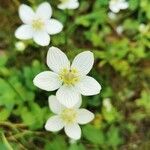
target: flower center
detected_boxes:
[32,19,44,31]
[60,108,77,124]
[59,68,79,86]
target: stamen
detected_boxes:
[61,108,77,124]
[32,19,44,31]
[59,68,79,86]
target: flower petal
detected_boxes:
[33,31,50,46]
[77,76,101,96]
[56,85,80,108]
[15,25,33,40]
[33,71,62,91]
[48,95,64,114]
[64,124,81,140]
[109,5,120,13]
[119,2,128,9]
[58,0,79,10]
[45,116,64,132]
[19,4,35,24]
[36,2,52,20]
[47,47,70,73]
[71,51,94,75]
[46,19,63,35]
[77,109,94,124]
[74,95,82,108]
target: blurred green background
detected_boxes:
[0,0,150,149]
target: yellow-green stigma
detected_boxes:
[32,19,44,31]
[59,68,79,86]
[61,108,77,124]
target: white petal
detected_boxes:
[109,4,120,13]
[71,51,94,75]
[33,71,62,91]
[77,109,94,124]
[19,4,35,24]
[58,3,68,10]
[36,2,52,20]
[64,124,81,140]
[56,85,80,108]
[46,19,63,35]
[48,95,64,114]
[77,76,101,96]
[47,47,70,73]
[119,2,128,9]
[74,95,82,108]
[45,116,64,132]
[33,31,50,46]
[15,25,33,40]
[58,0,79,10]
[66,0,79,9]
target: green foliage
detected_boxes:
[0,0,150,149]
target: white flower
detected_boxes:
[45,95,94,140]
[109,0,129,13]
[116,25,123,35]
[58,0,79,10]
[15,2,63,46]
[108,12,117,20]
[15,41,26,51]
[33,46,101,108]
[139,24,149,34]
[103,98,112,112]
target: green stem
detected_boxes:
[1,133,14,150]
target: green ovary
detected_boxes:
[59,68,79,86]
[61,108,77,124]
[32,19,44,31]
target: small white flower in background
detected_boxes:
[33,46,101,108]
[109,0,129,13]
[58,0,79,10]
[15,41,26,51]
[103,98,112,112]
[15,2,63,46]
[139,24,149,34]
[108,12,117,20]
[45,95,94,140]
[116,25,123,35]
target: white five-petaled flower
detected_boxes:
[58,0,79,10]
[15,2,63,46]
[109,0,129,13]
[45,95,94,140]
[33,46,101,108]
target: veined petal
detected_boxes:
[48,95,64,114]
[74,95,82,108]
[64,124,81,140]
[77,76,101,96]
[36,2,52,20]
[56,85,80,108]
[33,71,62,91]
[46,19,63,35]
[15,25,33,40]
[71,51,94,75]
[19,4,35,24]
[45,116,64,132]
[47,47,70,73]
[33,31,50,46]
[77,109,94,124]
